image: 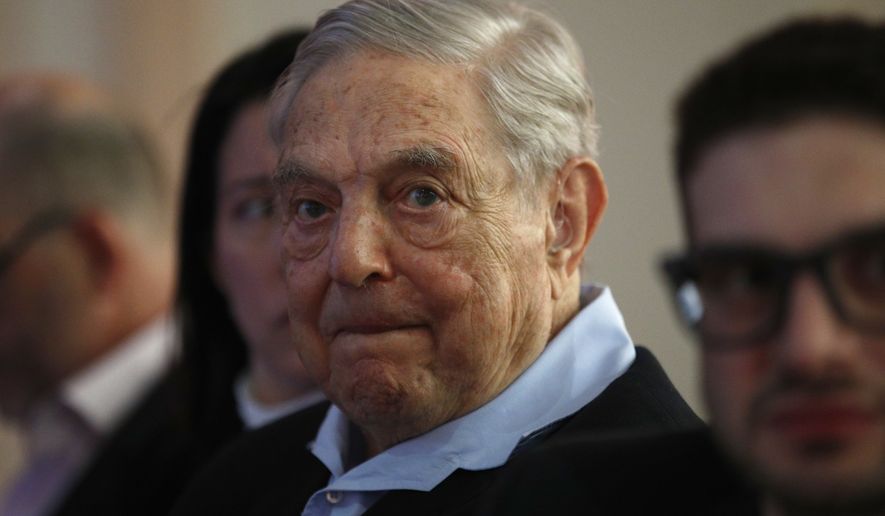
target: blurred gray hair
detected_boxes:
[270,0,598,187]
[0,102,172,238]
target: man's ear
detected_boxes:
[69,210,128,302]
[545,157,608,299]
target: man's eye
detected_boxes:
[837,242,885,303]
[406,187,440,208]
[697,260,778,302]
[235,198,274,221]
[295,200,329,221]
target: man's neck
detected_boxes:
[548,276,582,342]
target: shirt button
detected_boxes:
[325,491,343,504]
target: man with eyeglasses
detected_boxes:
[0,75,177,516]
[663,17,885,516]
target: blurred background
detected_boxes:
[1,0,883,489]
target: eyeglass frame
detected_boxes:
[660,222,885,348]
[0,208,74,277]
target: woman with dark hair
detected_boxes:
[19,31,326,516]
[177,28,324,441]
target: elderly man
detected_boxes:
[0,75,183,515]
[661,17,885,516]
[173,1,698,514]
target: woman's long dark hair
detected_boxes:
[176,29,309,429]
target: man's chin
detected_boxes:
[333,357,414,414]
[748,451,885,514]
[335,376,451,454]
[765,480,885,516]
[346,381,409,422]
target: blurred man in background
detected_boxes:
[665,17,885,516]
[0,74,176,516]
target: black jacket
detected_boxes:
[50,368,326,516]
[485,427,760,516]
[173,347,703,515]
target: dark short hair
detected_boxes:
[176,28,308,427]
[674,17,885,233]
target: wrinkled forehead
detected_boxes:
[279,50,494,158]
[281,51,508,187]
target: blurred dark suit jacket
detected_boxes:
[48,368,327,516]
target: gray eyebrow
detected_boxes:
[271,145,458,192]
[391,145,457,173]
[272,158,314,191]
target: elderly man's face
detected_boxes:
[276,51,556,450]
[689,117,885,509]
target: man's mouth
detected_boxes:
[322,305,427,339]
[763,402,877,443]
[336,324,425,337]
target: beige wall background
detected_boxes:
[1,0,883,490]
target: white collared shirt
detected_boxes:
[234,375,326,430]
[302,285,636,516]
[62,317,175,434]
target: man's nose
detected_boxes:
[328,204,394,288]
[775,273,858,377]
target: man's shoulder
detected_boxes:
[368,428,758,516]
[170,399,331,516]
[364,347,707,516]
[204,397,330,472]
[557,345,703,438]
[484,427,760,516]
[478,342,753,516]
[51,370,243,516]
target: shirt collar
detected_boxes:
[60,316,175,434]
[310,285,636,493]
[233,375,326,430]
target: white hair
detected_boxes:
[270,0,598,187]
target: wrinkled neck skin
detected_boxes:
[549,274,582,341]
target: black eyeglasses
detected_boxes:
[0,208,73,277]
[661,223,885,348]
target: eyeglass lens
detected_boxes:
[830,237,885,329]
[670,227,885,343]
[691,253,783,341]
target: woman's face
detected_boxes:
[212,101,314,400]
